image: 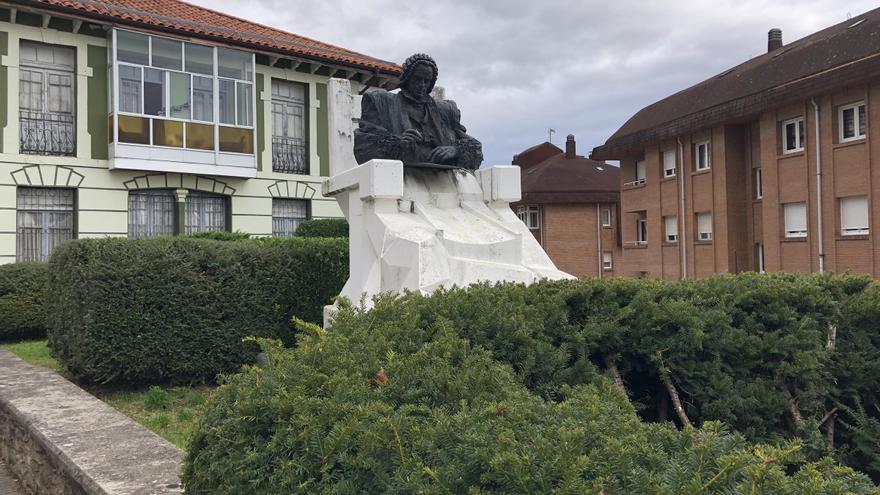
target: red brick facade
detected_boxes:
[614,83,879,278]
[514,136,620,278]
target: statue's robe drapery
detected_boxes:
[354,91,483,169]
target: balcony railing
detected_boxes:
[272,136,307,174]
[20,111,75,156]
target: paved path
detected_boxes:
[0,460,24,495]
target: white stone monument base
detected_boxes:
[323,159,573,325]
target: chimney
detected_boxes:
[768,28,783,52]
[565,134,576,158]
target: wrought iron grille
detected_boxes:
[20,111,75,156]
[272,136,307,174]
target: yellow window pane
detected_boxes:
[186,122,215,151]
[152,119,183,148]
[218,126,253,154]
[118,115,150,145]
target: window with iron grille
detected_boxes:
[185,191,227,234]
[16,187,75,262]
[19,41,76,156]
[128,190,176,237]
[272,79,308,174]
[272,199,309,236]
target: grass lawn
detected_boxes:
[1,340,213,449]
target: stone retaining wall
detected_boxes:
[0,350,183,495]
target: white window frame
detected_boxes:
[636,214,648,244]
[839,101,866,143]
[111,28,256,155]
[517,205,541,230]
[754,167,763,200]
[626,160,646,187]
[781,117,805,154]
[601,208,611,227]
[696,212,713,241]
[694,141,710,171]
[602,251,613,270]
[756,243,765,273]
[840,196,869,236]
[783,202,808,238]
[662,149,676,178]
[664,215,678,242]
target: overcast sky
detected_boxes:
[193,0,876,166]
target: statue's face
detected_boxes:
[404,64,433,97]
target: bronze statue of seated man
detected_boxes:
[353,53,483,170]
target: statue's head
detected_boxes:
[399,53,438,97]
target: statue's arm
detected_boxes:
[353,93,417,164]
[446,100,484,169]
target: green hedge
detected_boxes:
[46,237,347,385]
[295,218,348,238]
[183,274,879,493]
[0,262,48,341]
[186,230,251,241]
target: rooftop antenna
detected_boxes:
[548,128,556,143]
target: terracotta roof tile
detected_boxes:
[19,0,400,74]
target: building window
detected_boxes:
[16,187,75,262]
[696,212,713,241]
[839,101,866,142]
[662,149,676,178]
[754,168,763,200]
[128,190,175,237]
[112,29,255,154]
[185,191,227,234]
[603,251,613,270]
[782,117,805,153]
[272,199,309,236]
[517,205,541,229]
[840,196,869,235]
[19,41,76,156]
[272,79,308,174]
[601,208,611,227]
[636,213,647,244]
[756,243,765,273]
[664,215,678,242]
[694,141,710,171]
[635,160,646,183]
[783,202,808,238]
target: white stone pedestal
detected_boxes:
[323,160,573,322]
[321,78,572,326]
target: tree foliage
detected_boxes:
[184,274,880,492]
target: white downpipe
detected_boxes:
[597,204,603,279]
[677,138,688,278]
[811,98,825,273]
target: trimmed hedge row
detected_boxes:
[0,262,48,341]
[183,274,880,493]
[295,218,348,238]
[46,236,347,385]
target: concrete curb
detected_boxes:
[0,349,183,495]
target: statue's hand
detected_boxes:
[429,145,457,164]
[401,129,423,144]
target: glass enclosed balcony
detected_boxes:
[108,29,257,178]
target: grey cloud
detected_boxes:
[194,0,877,165]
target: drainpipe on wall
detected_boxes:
[811,98,825,273]
[677,138,688,278]
[597,203,602,279]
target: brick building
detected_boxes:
[591,9,880,278]
[513,135,620,278]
